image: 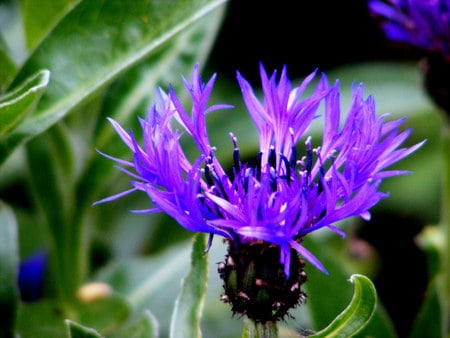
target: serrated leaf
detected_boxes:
[65,320,103,338]
[0,69,49,136]
[0,201,19,338]
[0,0,227,165]
[308,274,377,338]
[170,233,208,338]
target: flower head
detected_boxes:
[368,0,450,61]
[96,63,423,321]
[369,0,450,116]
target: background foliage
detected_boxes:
[0,0,447,337]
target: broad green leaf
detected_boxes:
[0,69,49,136]
[0,0,27,66]
[0,35,17,91]
[170,233,208,338]
[66,320,103,338]
[77,1,227,215]
[0,0,227,165]
[111,310,159,338]
[242,320,278,338]
[19,0,80,50]
[308,274,377,338]
[0,201,19,338]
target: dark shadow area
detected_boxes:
[208,1,421,82]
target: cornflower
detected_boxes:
[96,63,423,322]
[369,0,450,112]
[368,0,450,60]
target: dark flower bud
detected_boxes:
[218,239,307,323]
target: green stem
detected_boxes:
[242,319,278,338]
[441,123,450,334]
[63,214,86,300]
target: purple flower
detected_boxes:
[18,252,47,302]
[369,0,450,60]
[96,64,423,277]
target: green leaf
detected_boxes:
[439,125,450,331]
[170,233,208,338]
[16,292,130,338]
[417,225,445,283]
[65,320,103,338]
[70,292,131,336]
[0,0,26,67]
[16,300,68,338]
[308,274,377,338]
[0,0,227,165]
[409,275,445,338]
[0,35,17,91]
[95,240,191,338]
[19,0,80,50]
[0,201,19,338]
[410,222,450,338]
[0,69,49,136]
[25,122,77,297]
[111,310,159,338]
[97,230,243,338]
[352,301,397,338]
[77,1,227,214]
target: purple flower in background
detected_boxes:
[368,0,450,60]
[96,64,423,321]
[369,0,450,115]
[18,252,47,302]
